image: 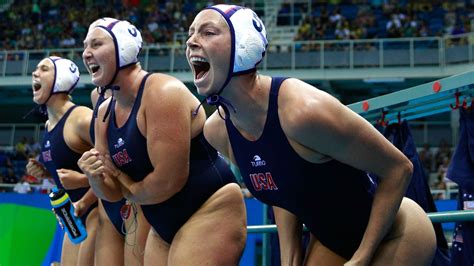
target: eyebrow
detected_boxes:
[190,21,219,32]
[36,64,50,70]
[83,36,106,45]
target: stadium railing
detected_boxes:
[1,33,473,77]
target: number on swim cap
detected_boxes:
[69,63,77,73]
[128,27,138,37]
[252,13,263,32]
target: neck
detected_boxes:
[46,94,73,124]
[112,64,144,107]
[221,74,271,131]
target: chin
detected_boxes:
[196,86,209,96]
[92,77,106,87]
[33,98,45,105]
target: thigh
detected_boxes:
[95,201,124,266]
[304,234,347,266]
[125,204,150,266]
[77,207,98,266]
[168,184,247,266]
[61,232,80,266]
[143,229,170,266]
[372,198,436,266]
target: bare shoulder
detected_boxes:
[278,78,344,139]
[73,105,93,114]
[146,73,191,94]
[96,97,112,119]
[143,73,201,113]
[70,105,93,127]
[204,109,230,157]
[90,88,99,108]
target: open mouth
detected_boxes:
[190,57,210,80]
[32,81,41,91]
[89,64,100,74]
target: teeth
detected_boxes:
[32,80,41,91]
[190,57,208,63]
[89,64,100,73]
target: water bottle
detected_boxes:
[49,187,87,244]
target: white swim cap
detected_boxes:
[48,56,80,94]
[207,4,267,76]
[94,19,143,69]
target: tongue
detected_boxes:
[197,70,207,80]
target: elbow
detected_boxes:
[400,157,413,188]
[164,173,188,198]
[148,172,188,204]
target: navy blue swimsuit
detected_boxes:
[41,105,97,225]
[226,77,376,259]
[90,89,127,236]
[107,73,236,243]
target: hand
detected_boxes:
[78,148,105,181]
[26,159,49,178]
[100,153,121,179]
[57,169,88,190]
[73,200,88,217]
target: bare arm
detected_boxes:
[205,110,305,263]
[56,169,90,189]
[73,188,98,217]
[112,77,193,204]
[203,110,233,160]
[273,206,304,266]
[284,79,412,264]
[73,106,94,147]
[90,88,100,109]
[78,98,123,202]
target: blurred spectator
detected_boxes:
[432,174,447,200]
[403,14,418,37]
[435,138,451,170]
[0,150,13,168]
[3,167,18,192]
[335,20,351,40]
[1,0,200,50]
[329,7,343,27]
[418,142,434,177]
[437,155,451,183]
[14,136,28,160]
[40,176,55,194]
[2,1,473,50]
[386,13,403,38]
[13,176,32,194]
[25,137,41,159]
